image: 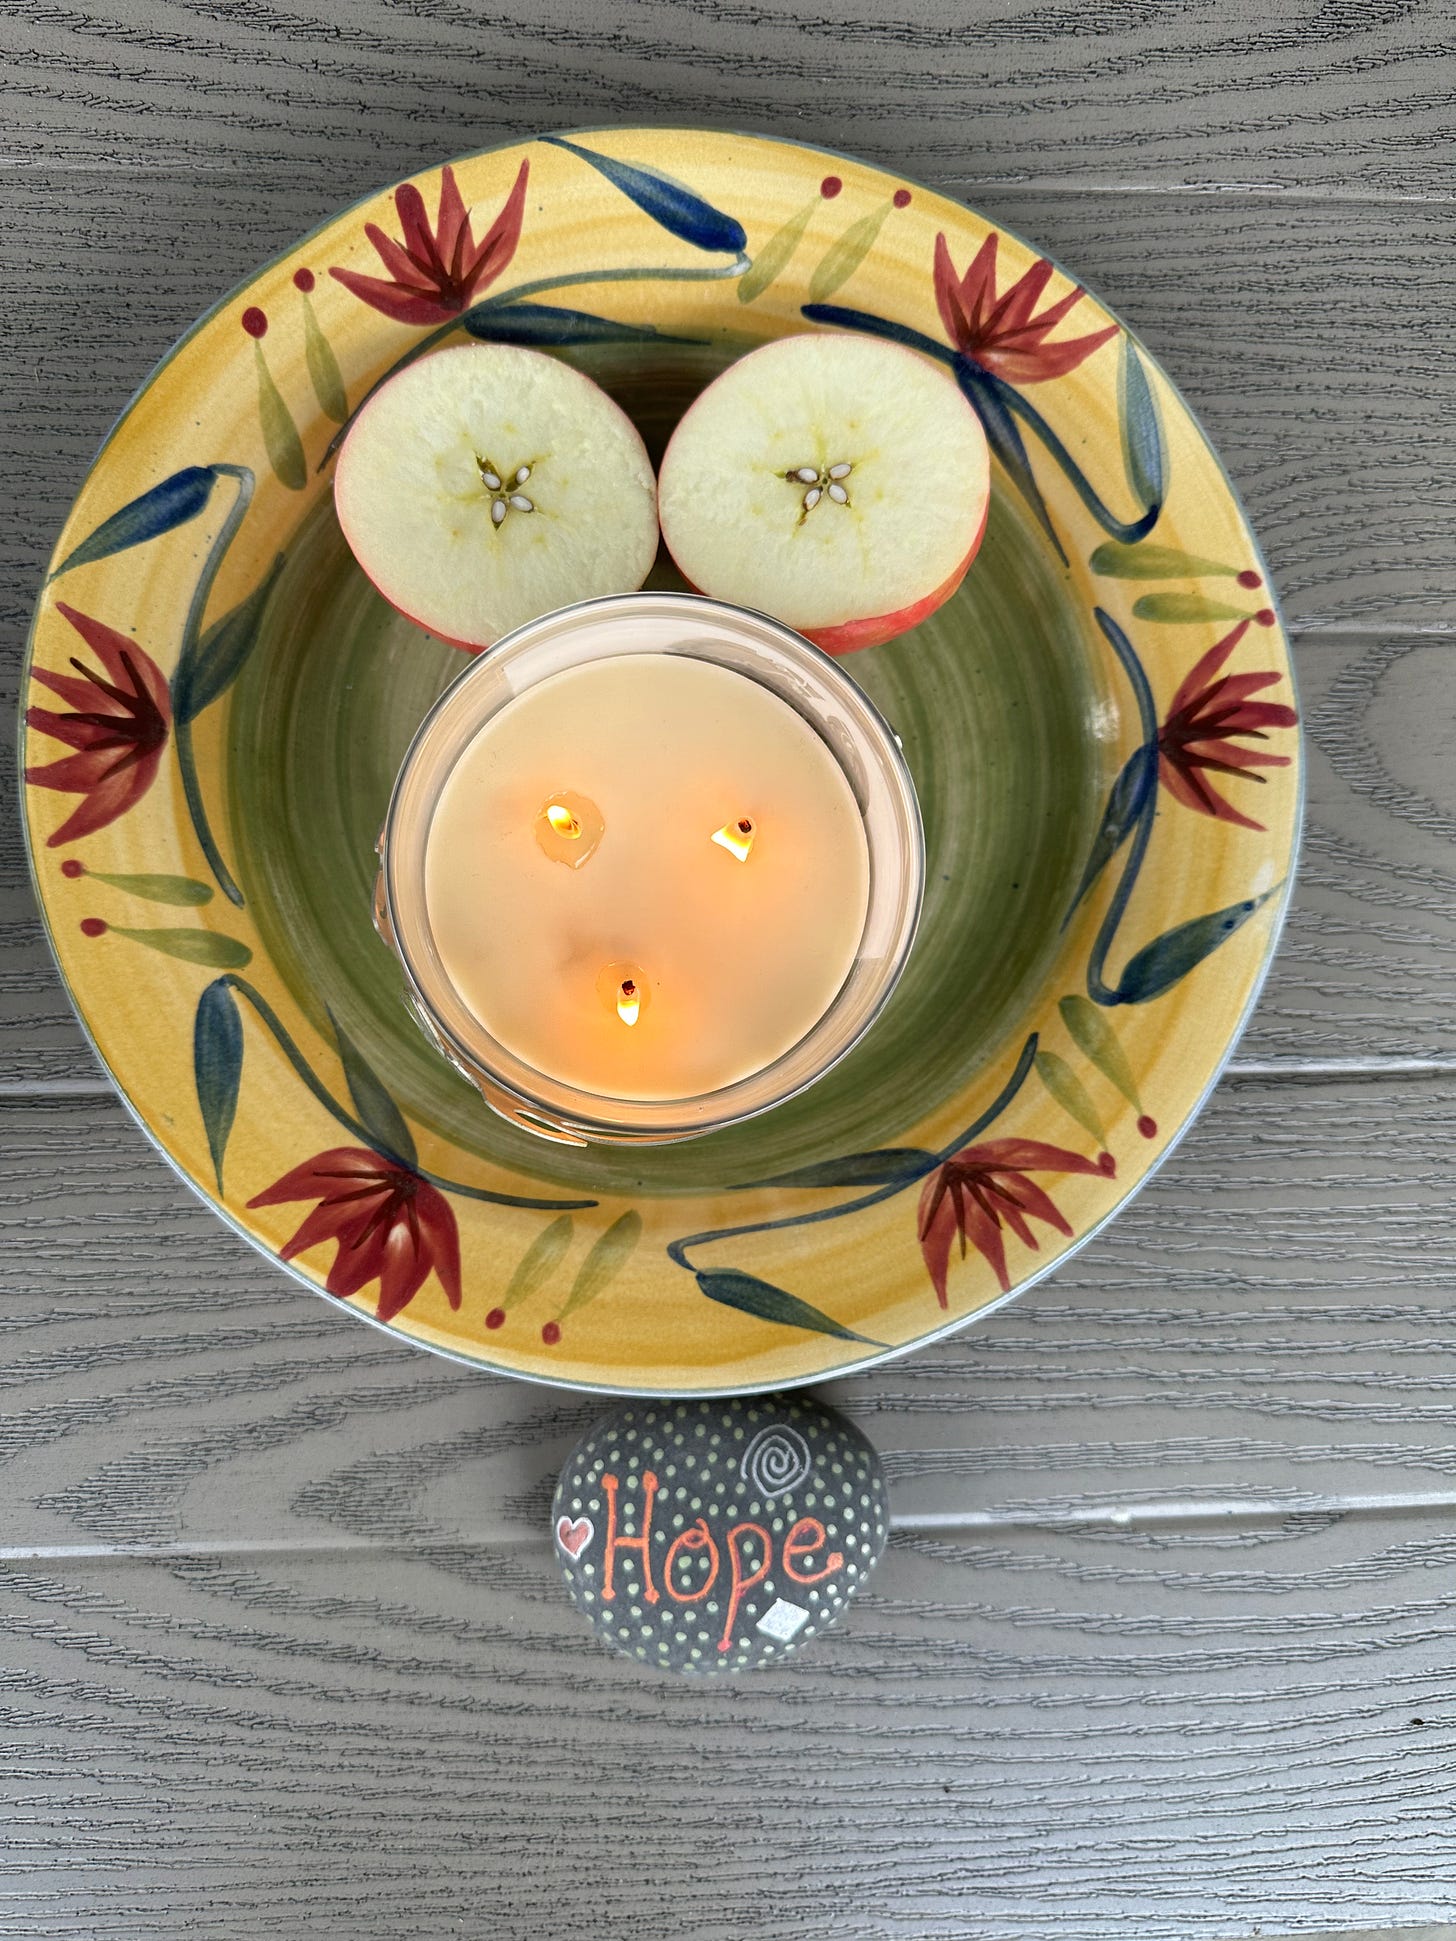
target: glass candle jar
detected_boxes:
[375,593,923,1147]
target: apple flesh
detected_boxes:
[334,343,659,652]
[657,332,990,654]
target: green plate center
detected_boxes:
[227,344,1106,1196]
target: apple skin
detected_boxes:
[679,499,988,658]
[803,502,989,656]
[371,584,484,655]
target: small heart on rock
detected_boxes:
[555,1514,594,1559]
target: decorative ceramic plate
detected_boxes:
[21,130,1301,1394]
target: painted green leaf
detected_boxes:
[194,977,243,1191]
[1118,337,1165,510]
[1091,542,1240,581]
[1059,995,1141,1108]
[502,1215,575,1311]
[48,466,218,581]
[737,198,816,305]
[109,925,252,969]
[807,201,890,303]
[559,1211,643,1320]
[1034,1050,1106,1146]
[329,1012,417,1168]
[253,342,306,491]
[1109,888,1279,1005]
[1132,591,1258,624]
[696,1269,884,1346]
[172,553,285,724]
[82,870,212,906]
[750,1149,936,1189]
[302,301,348,423]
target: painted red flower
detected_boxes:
[933,231,1118,384]
[26,602,172,846]
[330,160,529,326]
[249,1148,462,1323]
[918,1138,1109,1303]
[1158,618,1298,832]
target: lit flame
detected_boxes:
[545,803,581,839]
[711,816,755,862]
[616,978,641,1027]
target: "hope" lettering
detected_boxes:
[599,1472,845,1652]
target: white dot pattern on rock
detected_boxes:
[551,1396,888,1676]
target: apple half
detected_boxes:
[334,343,659,652]
[658,332,990,655]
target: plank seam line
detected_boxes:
[0,159,1450,207]
[4,1494,1456,1561]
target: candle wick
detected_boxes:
[712,817,756,862]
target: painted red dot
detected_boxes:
[80,917,107,938]
[541,1321,561,1346]
[293,267,316,293]
[241,307,268,338]
[485,1307,505,1330]
[1137,1115,1157,1139]
[893,188,912,208]
[61,859,85,879]
[1255,607,1276,627]
[1237,569,1262,589]
[820,175,842,199]
[1098,1151,1117,1176]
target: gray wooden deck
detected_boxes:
[2,4,1454,1935]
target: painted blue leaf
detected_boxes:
[1094,608,1159,744]
[995,375,1158,547]
[1067,742,1157,919]
[329,1012,417,1169]
[49,466,218,581]
[801,302,950,365]
[542,135,747,254]
[953,358,1066,563]
[748,1149,937,1190]
[172,553,285,724]
[463,302,695,348]
[1119,337,1165,511]
[194,977,243,1193]
[1110,887,1278,1005]
[696,1269,885,1346]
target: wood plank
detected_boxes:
[3,0,1451,197]
[8,625,1456,1086]
[2,1071,1453,1555]
[2,1516,1455,1939]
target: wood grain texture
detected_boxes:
[4,0,1454,197]
[1,1073,1455,1936]
[4,5,1456,1932]
[3,1072,1454,1554]
[3,1519,1456,1941]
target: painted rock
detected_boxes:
[551,1393,888,1675]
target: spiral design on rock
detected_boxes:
[740,1425,812,1498]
